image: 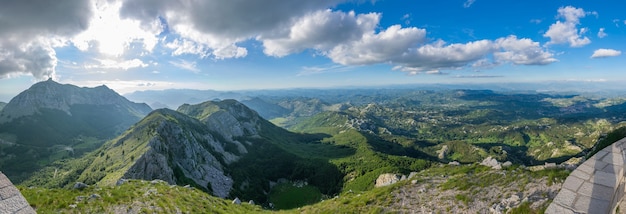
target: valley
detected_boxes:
[2,81,626,213]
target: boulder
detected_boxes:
[480,156,501,170]
[89,194,101,199]
[73,182,88,190]
[116,178,127,186]
[502,161,512,167]
[544,162,557,169]
[232,197,241,205]
[448,161,460,166]
[375,173,401,187]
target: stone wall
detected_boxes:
[0,172,35,214]
[546,137,626,214]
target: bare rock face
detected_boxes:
[123,115,234,198]
[375,173,402,187]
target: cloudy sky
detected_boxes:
[0,0,625,101]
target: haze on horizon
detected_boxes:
[0,0,624,101]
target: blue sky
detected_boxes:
[0,0,625,102]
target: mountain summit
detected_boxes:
[0,79,150,123]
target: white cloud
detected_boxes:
[169,60,200,73]
[463,0,476,8]
[0,39,58,79]
[119,0,343,59]
[597,28,607,38]
[85,58,148,70]
[494,36,557,65]
[298,65,353,76]
[0,0,92,80]
[530,19,542,24]
[544,6,591,47]
[328,25,427,65]
[165,39,210,58]
[591,49,621,58]
[392,39,495,72]
[262,10,379,57]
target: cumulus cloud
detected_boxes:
[262,10,378,57]
[0,0,92,79]
[120,0,343,59]
[494,36,557,65]
[328,25,427,65]
[597,28,607,38]
[0,40,58,79]
[544,6,591,47]
[591,49,621,58]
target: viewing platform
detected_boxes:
[546,137,626,214]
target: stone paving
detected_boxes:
[0,172,35,214]
[546,137,626,214]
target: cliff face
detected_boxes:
[82,100,266,198]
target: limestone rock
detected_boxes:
[448,161,460,166]
[481,156,502,170]
[232,197,241,205]
[437,145,449,159]
[502,161,512,167]
[375,173,401,187]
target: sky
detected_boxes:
[0,0,625,102]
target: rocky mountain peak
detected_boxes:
[0,80,151,123]
[177,99,262,139]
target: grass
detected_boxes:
[20,180,266,214]
[269,183,322,209]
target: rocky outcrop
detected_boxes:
[481,156,502,170]
[375,173,402,187]
[437,145,449,159]
[0,172,35,214]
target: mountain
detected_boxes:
[0,79,152,181]
[124,89,245,109]
[240,97,289,120]
[0,102,6,111]
[30,99,347,206]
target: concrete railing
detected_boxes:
[0,172,35,213]
[546,137,626,214]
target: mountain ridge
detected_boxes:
[1,79,151,123]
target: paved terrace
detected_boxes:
[0,172,34,214]
[546,137,626,214]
